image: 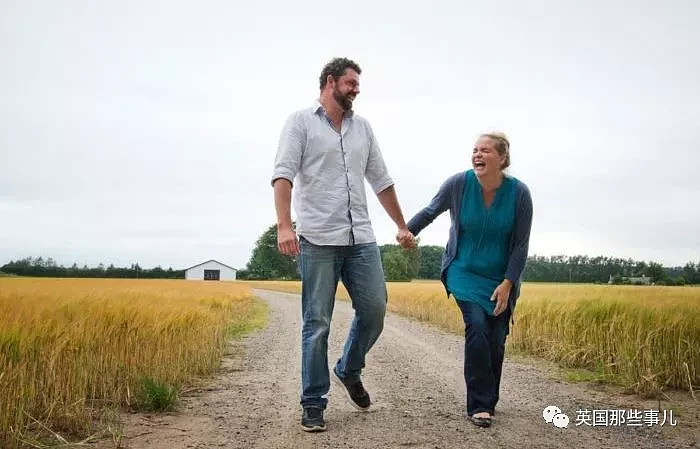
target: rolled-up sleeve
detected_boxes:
[271,112,305,187]
[363,121,394,194]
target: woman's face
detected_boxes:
[472,137,505,177]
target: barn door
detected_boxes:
[204,269,220,281]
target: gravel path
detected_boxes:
[102,289,698,449]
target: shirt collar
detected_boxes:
[312,99,354,119]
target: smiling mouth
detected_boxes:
[473,161,485,169]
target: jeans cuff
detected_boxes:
[301,399,327,410]
[334,364,360,384]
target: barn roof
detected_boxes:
[184,259,238,271]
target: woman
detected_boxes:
[404,132,533,428]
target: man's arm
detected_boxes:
[271,112,304,256]
[273,178,299,256]
[363,122,415,248]
[377,186,415,248]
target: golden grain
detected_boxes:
[248,280,699,395]
[0,278,262,447]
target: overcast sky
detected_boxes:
[1,0,698,270]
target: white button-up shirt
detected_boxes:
[272,101,394,246]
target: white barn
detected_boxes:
[185,260,237,281]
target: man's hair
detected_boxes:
[319,57,362,89]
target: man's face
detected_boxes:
[331,69,360,111]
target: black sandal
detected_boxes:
[469,415,492,428]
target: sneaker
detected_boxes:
[300,407,326,432]
[332,368,371,411]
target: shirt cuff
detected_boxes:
[371,178,394,195]
[271,173,294,187]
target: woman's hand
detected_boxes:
[490,279,512,316]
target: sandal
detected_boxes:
[469,415,492,428]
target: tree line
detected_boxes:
[0,257,184,279]
[523,254,698,285]
[2,225,697,285]
[237,224,699,285]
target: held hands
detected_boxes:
[396,227,416,250]
[490,279,512,316]
[277,226,300,257]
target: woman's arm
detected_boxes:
[406,174,458,237]
[505,182,534,284]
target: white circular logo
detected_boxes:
[552,413,570,428]
[543,405,561,423]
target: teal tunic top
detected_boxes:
[446,170,518,315]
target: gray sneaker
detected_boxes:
[300,406,326,432]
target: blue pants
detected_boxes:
[455,299,510,416]
[298,237,387,409]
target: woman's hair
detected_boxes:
[480,132,510,169]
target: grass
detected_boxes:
[563,362,610,384]
[247,280,699,397]
[228,299,268,338]
[0,278,266,448]
[134,376,179,412]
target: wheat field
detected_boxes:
[0,278,265,448]
[2,278,697,446]
[247,280,699,396]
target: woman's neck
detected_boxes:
[475,171,504,192]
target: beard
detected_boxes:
[333,87,354,111]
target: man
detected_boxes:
[272,57,415,432]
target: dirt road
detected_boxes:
[105,289,698,449]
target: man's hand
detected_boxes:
[490,279,512,316]
[396,227,416,249]
[277,226,300,256]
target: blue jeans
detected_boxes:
[455,299,510,416]
[298,237,387,409]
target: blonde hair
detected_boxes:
[480,132,510,169]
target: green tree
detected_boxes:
[644,261,667,283]
[245,224,299,280]
[683,262,698,284]
[381,246,418,281]
[417,245,444,279]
